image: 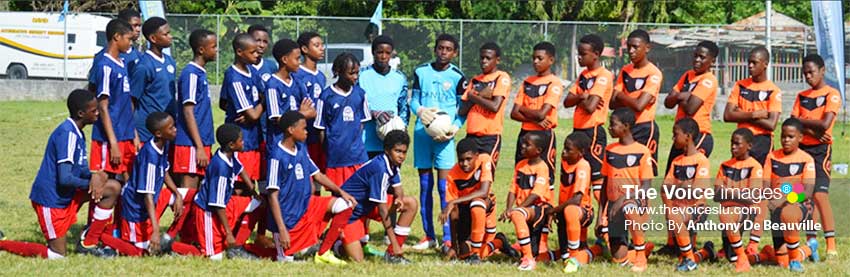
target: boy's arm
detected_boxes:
[397,80,410,125]
[213,206,236,247]
[97,96,122,165]
[378,201,402,254]
[796,112,836,133]
[57,163,91,189]
[238,170,257,195]
[143,193,161,252]
[614,90,655,113]
[510,103,532,122]
[266,190,290,249]
[182,104,209,167]
[751,112,780,131]
[164,173,183,217]
[518,104,553,122]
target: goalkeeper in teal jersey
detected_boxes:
[409,34,467,250]
[360,35,409,158]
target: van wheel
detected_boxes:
[7,64,27,79]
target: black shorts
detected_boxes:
[515,129,556,188]
[522,203,553,255]
[574,125,607,183]
[750,135,773,165]
[465,134,502,164]
[770,200,814,248]
[665,132,714,176]
[632,121,660,176]
[800,144,832,193]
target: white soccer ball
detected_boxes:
[377,115,406,140]
[425,111,453,138]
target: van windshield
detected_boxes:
[326,48,364,63]
[96,31,106,48]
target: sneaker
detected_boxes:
[383,235,391,246]
[630,254,647,272]
[101,246,117,258]
[807,238,819,263]
[412,238,437,250]
[703,241,716,262]
[518,257,536,271]
[562,257,580,273]
[464,253,482,264]
[676,258,698,272]
[827,250,838,260]
[656,244,678,257]
[789,260,804,272]
[495,233,520,258]
[363,244,385,257]
[226,246,258,260]
[440,244,452,256]
[383,253,412,264]
[76,241,115,258]
[297,243,321,259]
[315,250,347,265]
[0,229,5,240]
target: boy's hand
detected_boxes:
[439,203,455,225]
[172,196,184,218]
[88,172,107,202]
[538,118,553,129]
[149,231,161,254]
[394,197,406,212]
[373,110,393,125]
[225,233,237,248]
[196,147,209,168]
[109,144,122,165]
[299,98,316,115]
[819,133,832,143]
[477,86,494,99]
[499,209,511,222]
[340,192,358,208]
[752,110,768,119]
[278,231,291,250]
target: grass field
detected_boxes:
[1,100,849,275]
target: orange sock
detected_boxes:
[694,247,711,263]
[676,233,695,261]
[564,206,582,253]
[510,210,533,259]
[539,231,550,254]
[776,251,789,268]
[825,231,836,252]
[469,205,486,255]
[733,244,751,272]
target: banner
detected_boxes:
[811,1,846,110]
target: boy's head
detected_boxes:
[189,29,217,61]
[479,42,501,74]
[279,111,307,142]
[456,137,478,172]
[626,29,651,64]
[520,132,545,160]
[433,33,458,66]
[142,17,172,49]
[216,123,243,153]
[802,54,825,88]
[383,130,410,167]
[371,35,394,68]
[117,9,142,42]
[145,111,176,142]
[577,34,603,68]
[67,89,98,124]
[780,118,804,154]
[332,52,360,86]
[247,25,270,59]
[106,19,133,53]
[672,118,700,150]
[297,31,325,61]
[609,108,635,139]
[693,41,718,74]
[232,33,259,65]
[748,46,770,79]
[532,42,556,74]
[730,128,754,160]
[272,39,301,73]
[563,132,590,165]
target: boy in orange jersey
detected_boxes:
[459,42,510,162]
[792,54,840,258]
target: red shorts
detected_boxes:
[235,150,261,182]
[327,164,362,186]
[307,143,327,173]
[90,140,136,174]
[192,196,258,257]
[120,218,153,249]
[32,190,88,240]
[275,196,332,256]
[172,145,212,175]
[342,195,393,244]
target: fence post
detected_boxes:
[216,14,221,84]
[296,17,300,36]
[459,20,464,70]
[544,21,549,41]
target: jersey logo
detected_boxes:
[295,163,304,180]
[288,97,298,111]
[167,65,175,73]
[578,75,596,91]
[622,71,646,92]
[343,106,354,122]
[523,81,550,98]
[516,172,537,190]
[798,95,826,111]
[313,85,322,99]
[442,81,452,91]
[262,73,271,82]
[251,86,259,102]
[770,159,807,177]
[123,77,130,92]
[722,165,756,182]
[156,67,162,72]
[673,164,698,181]
[454,169,482,190]
[739,85,774,103]
[606,152,644,169]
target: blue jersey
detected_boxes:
[88,47,141,85]
[342,154,401,221]
[175,62,215,147]
[221,65,263,151]
[359,66,409,152]
[194,150,243,211]
[292,66,327,144]
[264,74,307,147]
[252,58,277,144]
[91,52,135,142]
[120,140,170,222]
[409,63,467,130]
[266,142,320,231]
[131,51,178,142]
[314,85,371,167]
[30,119,89,208]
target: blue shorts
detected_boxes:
[413,128,456,170]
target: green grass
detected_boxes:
[1,101,849,275]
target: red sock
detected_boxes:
[170,241,202,256]
[100,235,143,256]
[319,208,352,255]
[234,211,259,246]
[389,225,411,255]
[243,243,276,259]
[0,241,48,258]
[83,206,113,246]
[166,189,197,238]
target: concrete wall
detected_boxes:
[0,79,224,102]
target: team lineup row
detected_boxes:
[0,8,841,274]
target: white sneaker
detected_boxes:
[412,238,437,250]
[383,235,391,246]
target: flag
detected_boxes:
[811,1,846,107]
[364,0,383,41]
[58,0,69,22]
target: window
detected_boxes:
[96,31,106,47]
[66,33,76,44]
[326,48,365,63]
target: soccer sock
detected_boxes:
[676,232,695,261]
[536,250,556,262]
[170,241,202,256]
[82,206,113,247]
[510,210,532,259]
[695,246,711,263]
[437,178,450,243]
[564,206,582,255]
[787,238,803,262]
[815,192,835,251]
[776,251,789,268]
[419,173,435,240]
[826,231,836,252]
[234,210,260,246]
[484,234,506,257]
[571,247,594,264]
[100,235,142,256]
[538,230,549,254]
[747,235,761,254]
[469,204,486,255]
[166,188,197,238]
[319,208,352,255]
[481,225,496,257]
[0,241,49,258]
[389,225,411,255]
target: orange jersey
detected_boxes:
[510,159,552,206]
[463,70,511,135]
[663,152,711,207]
[715,157,764,207]
[446,154,494,201]
[602,142,654,201]
[791,86,841,145]
[559,158,592,207]
[727,78,782,136]
[614,62,663,124]
[516,74,563,131]
[764,149,816,190]
[570,66,614,129]
[674,70,717,133]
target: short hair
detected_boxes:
[331,52,359,77]
[189,29,215,55]
[383,130,410,150]
[782,117,804,132]
[579,34,604,55]
[565,132,591,151]
[145,111,172,134]
[141,17,168,41]
[732,128,754,144]
[117,9,141,22]
[67,89,95,118]
[480,42,501,57]
[674,118,700,144]
[247,24,269,36]
[611,108,636,128]
[802,54,825,68]
[434,33,458,51]
[696,41,719,58]
[524,132,547,151]
[533,42,556,57]
[627,29,651,43]
[297,31,321,48]
[106,19,132,41]
[232,33,254,52]
[371,35,394,52]
[216,123,242,151]
[456,137,478,156]
[278,111,305,135]
[272,39,300,63]
[750,46,770,61]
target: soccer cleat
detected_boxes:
[703,241,716,262]
[807,238,819,263]
[226,246,258,260]
[518,257,536,271]
[495,233,520,258]
[315,250,347,265]
[412,238,437,250]
[383,253,412,264]
[826,250,838,260]
[101,246,117,258]
[676,258,698,272]
[0,229,5,240]
[76,241,115,258]
[562,257,580,273]
[789,260,804,272]
[655,244,678,257]
[363,244,385,257]
[464,253,482,264]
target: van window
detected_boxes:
[67,33,76,44]
[96,31,106,47]
[326,48,364,63]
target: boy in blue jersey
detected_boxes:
[265,111,356,264]
[409,33,467,250]
[360,35,409,158]
[0,90,114,258]
[221,33,264,185]
[131,17,177,143]
[248,25,278,82]
[174,29,217,189]
[294,32,328,179]
[266,39,316,149]
[340,130,419,263]
[314,53,371,186]
[87,9,142,92]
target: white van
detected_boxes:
[0,12,112,79]
[317,43,402,79]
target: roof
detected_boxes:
[728,10,807,32]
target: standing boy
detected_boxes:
[221,33,264,184]
[360,35,410,158]
[88,9,142,92]
[459,42,510,162]
[131,17,177,143]
[293,32,327,177]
